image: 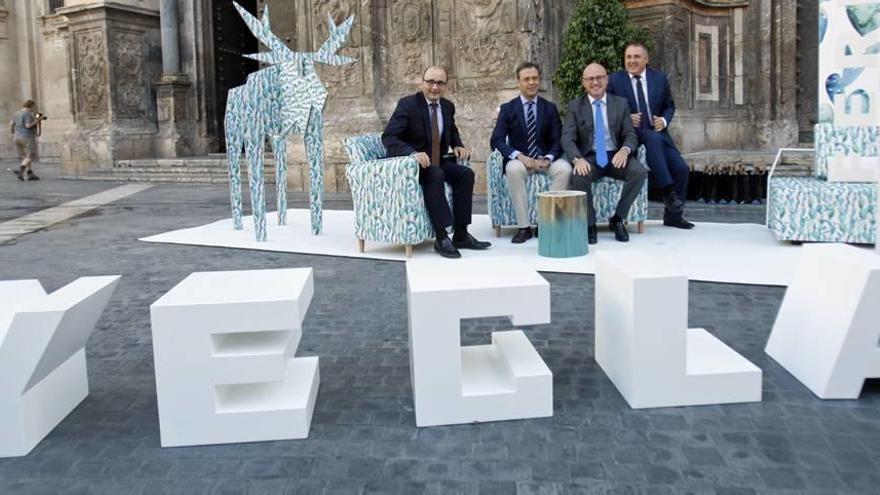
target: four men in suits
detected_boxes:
[384,53,692,257]
[490,62,572,243]
[608,42,694,229]
[382,65,492,258]
[561,63,648,244]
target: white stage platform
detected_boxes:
[141,208,807,286]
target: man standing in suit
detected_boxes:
[382,65,491,258]
[608,42,694,229]
[562,63,647,244]
[490,62,572,244]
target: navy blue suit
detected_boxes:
[489,96,562,172]
[608,68,689,221]
[382,93,474,231]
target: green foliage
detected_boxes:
[553,0,653,106]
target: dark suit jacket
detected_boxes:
[607,67,678,148]
[560,93,638,161]
[489,96,562,171]
[382,93,464,158]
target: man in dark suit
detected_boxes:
[561,63,648,244]
[490,62,572,244]
[608,42,693,229]
[382,65,491,258]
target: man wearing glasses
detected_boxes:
[382,65,491,258]
[561,63,647,244]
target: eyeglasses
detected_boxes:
[582,75,607,83]
[423,79,448,87]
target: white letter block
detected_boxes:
[406,258,552,427]
[150,268,319,447]
[595,251,761,408]
[766,244,880,399]
[0,276,120,457]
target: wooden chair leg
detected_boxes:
[357,239,365,253]
[494,226,502,238]
[637,221,645,234]
[405,244,413,258]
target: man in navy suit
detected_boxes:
[490,62,572,243]
[608,42,694,229]
[382,65,491,258]
[562,63,647,244]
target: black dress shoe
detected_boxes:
[588,225,598,245]
[663,192,684,212]
[453,233,491,250]
[533,226,538,237]
[609,219,629,242]
[434,237,461,258]
[663,218,695,229]
[511,227,533,244]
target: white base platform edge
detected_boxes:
[140,208,823,286]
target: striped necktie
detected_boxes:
[525,101,539,158]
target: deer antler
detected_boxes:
[233,2,288,64]
[313,13,355,66]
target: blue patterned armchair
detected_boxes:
[344,133,465,257]
[766,126,877,244]
[486,146,649,237]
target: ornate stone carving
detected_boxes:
[313,0,360,47]
[111,31,147,118]
[393,0,428,42]
[453,0,516,77]
[0,0,9,40]
[75,30,108,118]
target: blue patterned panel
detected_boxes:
[486,147,649,228]
[814,123,880,179]
[768,177,876,243]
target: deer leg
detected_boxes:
[245,141,268,242]
[304,108,324,235]
[272,135,288,226]
[225,92,244,230]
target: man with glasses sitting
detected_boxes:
[562,63,648,244]
[382,65,491,258]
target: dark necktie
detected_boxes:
[430,102,441,165]
[525,101,539,158]
[593,100,608,168]
[633,75,650,129]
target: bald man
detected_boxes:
[561,63,647,244]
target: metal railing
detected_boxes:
[49,0,64,14]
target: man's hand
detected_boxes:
[612,149,630,169]
[414,152,431,168]
[453,147,470,161]
[537,158,551,171]
[573,157,591,176]
[652,116,665,132]
[630,113,642,128]
[520,155,538,171]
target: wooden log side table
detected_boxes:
[537,191,588,258]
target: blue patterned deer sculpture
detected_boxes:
[225,2,354,241]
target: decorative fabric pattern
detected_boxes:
[225,2,354,241]
[486,147,649,228]
[767,176,876,244]
[343,133,468,246]
[814,123,880,179]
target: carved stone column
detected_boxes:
[0,1,9,40]
[155,0,192,157]
[58,2,161,173]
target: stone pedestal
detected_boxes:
[59,2,161,174]
[154,74,192,157]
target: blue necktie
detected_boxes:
[593,100,608,167]
[634,75,650,129]
[525,101,539,158]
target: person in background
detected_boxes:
[10,99,45,181]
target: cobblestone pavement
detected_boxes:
[1,164,878,494]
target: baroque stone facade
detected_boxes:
[1,0,815,189]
